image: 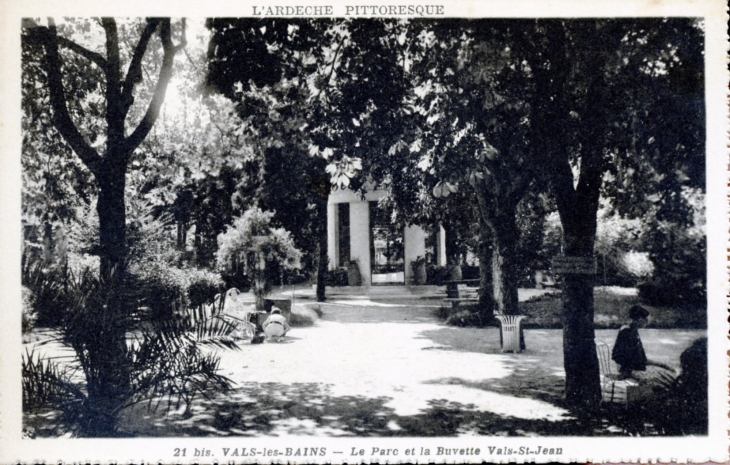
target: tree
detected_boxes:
[204,18,334,300]
[202,17,703,415]
[24,17,186,279]
[524,18,704,411]
[216,207,302,309]
[22,17,187,434]
[323,18,703,412]
[403,20,536,319]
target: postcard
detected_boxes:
[0,0,727,462]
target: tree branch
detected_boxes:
[124,18,186,154]
[55,36,107,68]
[506,175,529,208]
[120,19,162,115]
[313,37,345,105]
[101,18,127,151]
[40,18,102,175]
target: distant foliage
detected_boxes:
[638,188,706,308]
[217,208,302,271]
[638,227,706,307]
[621,251,654,279]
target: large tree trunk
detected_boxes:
[559,212,602,413]
[315,201,328,302]
[476,224,495,322]
[96,165,127,281]
[475,184,526,348]
[85,156,131,436]
[487,208,525,350]
[489,211,520,316]
[528,21,605,414]
[475,190,521,317]
[552,148,603,413]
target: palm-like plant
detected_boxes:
[23,264,242,436]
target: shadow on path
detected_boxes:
[125,381,591,437]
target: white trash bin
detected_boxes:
[495,315,525,353]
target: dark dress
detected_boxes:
[612,325,647,376]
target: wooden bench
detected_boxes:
[442,279,480,309]
[443,296,480,309]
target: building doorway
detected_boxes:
[370,202,405,284]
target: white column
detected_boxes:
[327,202,337,269]
[349,201,371,286]
[404,225,426,284]
[438,225,447,266]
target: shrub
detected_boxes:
[289,305,320,326]
[127,259,224,321]
[22,269,238,437]
[127,260,188,321]
[638,227,706,308]
[185,268,225,309]
[22,286,36,334]
[325,268,349,286]
[21,255,72,328]
[425,264,450,285]
[217,208,302,307]
[445,309,485,327]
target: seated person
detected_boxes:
[262,307,290,342]
[612,305,675,386]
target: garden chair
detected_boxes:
[595,339,652,404]
[596,339,663,434]
[220,312,257,340]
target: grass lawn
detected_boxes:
[519,286,706,329]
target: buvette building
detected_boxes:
[327,187,447,286]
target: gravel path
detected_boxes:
[116,300,703,437]
[24,295,704,437]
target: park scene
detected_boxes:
[20,17,706,438]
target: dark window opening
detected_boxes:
[337,203,350,267]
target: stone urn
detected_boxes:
[412,260,427,285]
[347,260,362,286]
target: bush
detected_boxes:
[445,309,487,327]
[461,265,480,280]
[128,261,224,320]
[325,268,349,286]
[22,286,36,334]
[289,305,320,326]
[127,261,188,321]
[217,208,302,307]
[638,279,705,309]
[425,264,450,285]
[21,256,73,328]
[638,230,706,308]
[186,268,225,309]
